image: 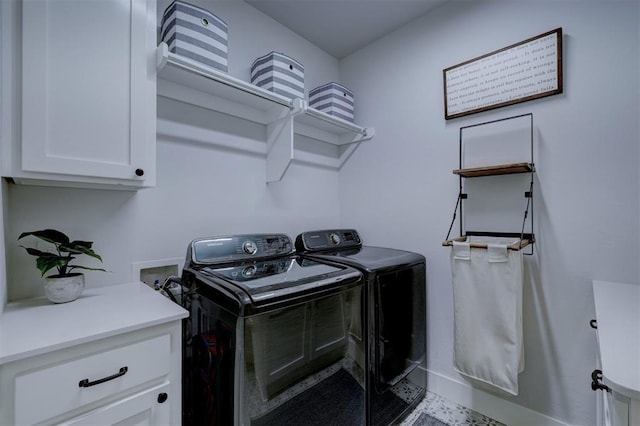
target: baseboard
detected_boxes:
[426,369,571,426]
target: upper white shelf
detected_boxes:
[157,43,293,128]
[155,43,374,182]
[155,43,374,146]
[295,106,374,146]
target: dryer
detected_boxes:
[296,229,427,426]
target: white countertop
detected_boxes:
[592,280,640,400]
[0,282,188,365]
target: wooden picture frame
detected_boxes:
[443,28,563,120]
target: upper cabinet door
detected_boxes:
[20,0,156,188]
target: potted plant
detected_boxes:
[18,229,105,303]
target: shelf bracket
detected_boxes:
[266,116,294,183]
[156,42,169,71]
[335,127,376,168]
[266,99,304,183]
[338,126,375,145]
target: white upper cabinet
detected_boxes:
[9,0,156,189]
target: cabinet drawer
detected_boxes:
[14,334,170,425]
[60,382,171,426]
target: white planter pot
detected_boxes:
[44,273,85,303]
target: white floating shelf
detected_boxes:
[156,42,292,124]
[155,43,375,182]
[295,107,374,146]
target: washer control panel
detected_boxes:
[295,229,362,252]
[190,234,293,264]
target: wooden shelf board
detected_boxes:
[442,235,534,251]
[453,162,534,177]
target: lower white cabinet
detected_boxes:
[592,280,640,426]
[0,283,188,425]
[0,325,181,425]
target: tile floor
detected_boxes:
[400,391,506,426]
[246,358,504,426]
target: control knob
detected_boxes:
[329,233,341,245]
[242,265,257,278]
[243,240,258,255]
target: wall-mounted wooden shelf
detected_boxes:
[452,162,535,178]
[444,113,536,255]
[155,43,375,182]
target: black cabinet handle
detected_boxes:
[590,369,611,393]
[590,319,597,329]
[135,168,144,177]
[157,392,168,403]
[79,366,128,388]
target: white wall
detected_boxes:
[339,1,640,425]
[5,0,343,301]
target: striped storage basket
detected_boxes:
[251,52,304,100]
[309,82,355,122]
[161,1,228,72]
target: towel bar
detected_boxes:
[442,234,534,251]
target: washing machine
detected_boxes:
[296,229,427,426]
[179,233,366,426]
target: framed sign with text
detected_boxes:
[443,28,563,120]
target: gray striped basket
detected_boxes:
[309,82,354,122]
[160,1,228,72]
[251,52,304,100]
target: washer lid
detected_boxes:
[200,256,362,310]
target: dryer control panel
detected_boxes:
[295,229,362,252]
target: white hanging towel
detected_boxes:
[450,236,524,396]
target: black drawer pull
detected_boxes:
[79,366,128,388]
[590,369,611,393]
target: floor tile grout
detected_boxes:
[399,391,506,426]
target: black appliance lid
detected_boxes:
[200,256,362,306]
[304,246,425,271]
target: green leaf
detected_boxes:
[20,246,48,257]
[60,244,102,262]
[68,265,107,273]
[18,229,70,245]
[68,240,93,248]
[36,256,71,277]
